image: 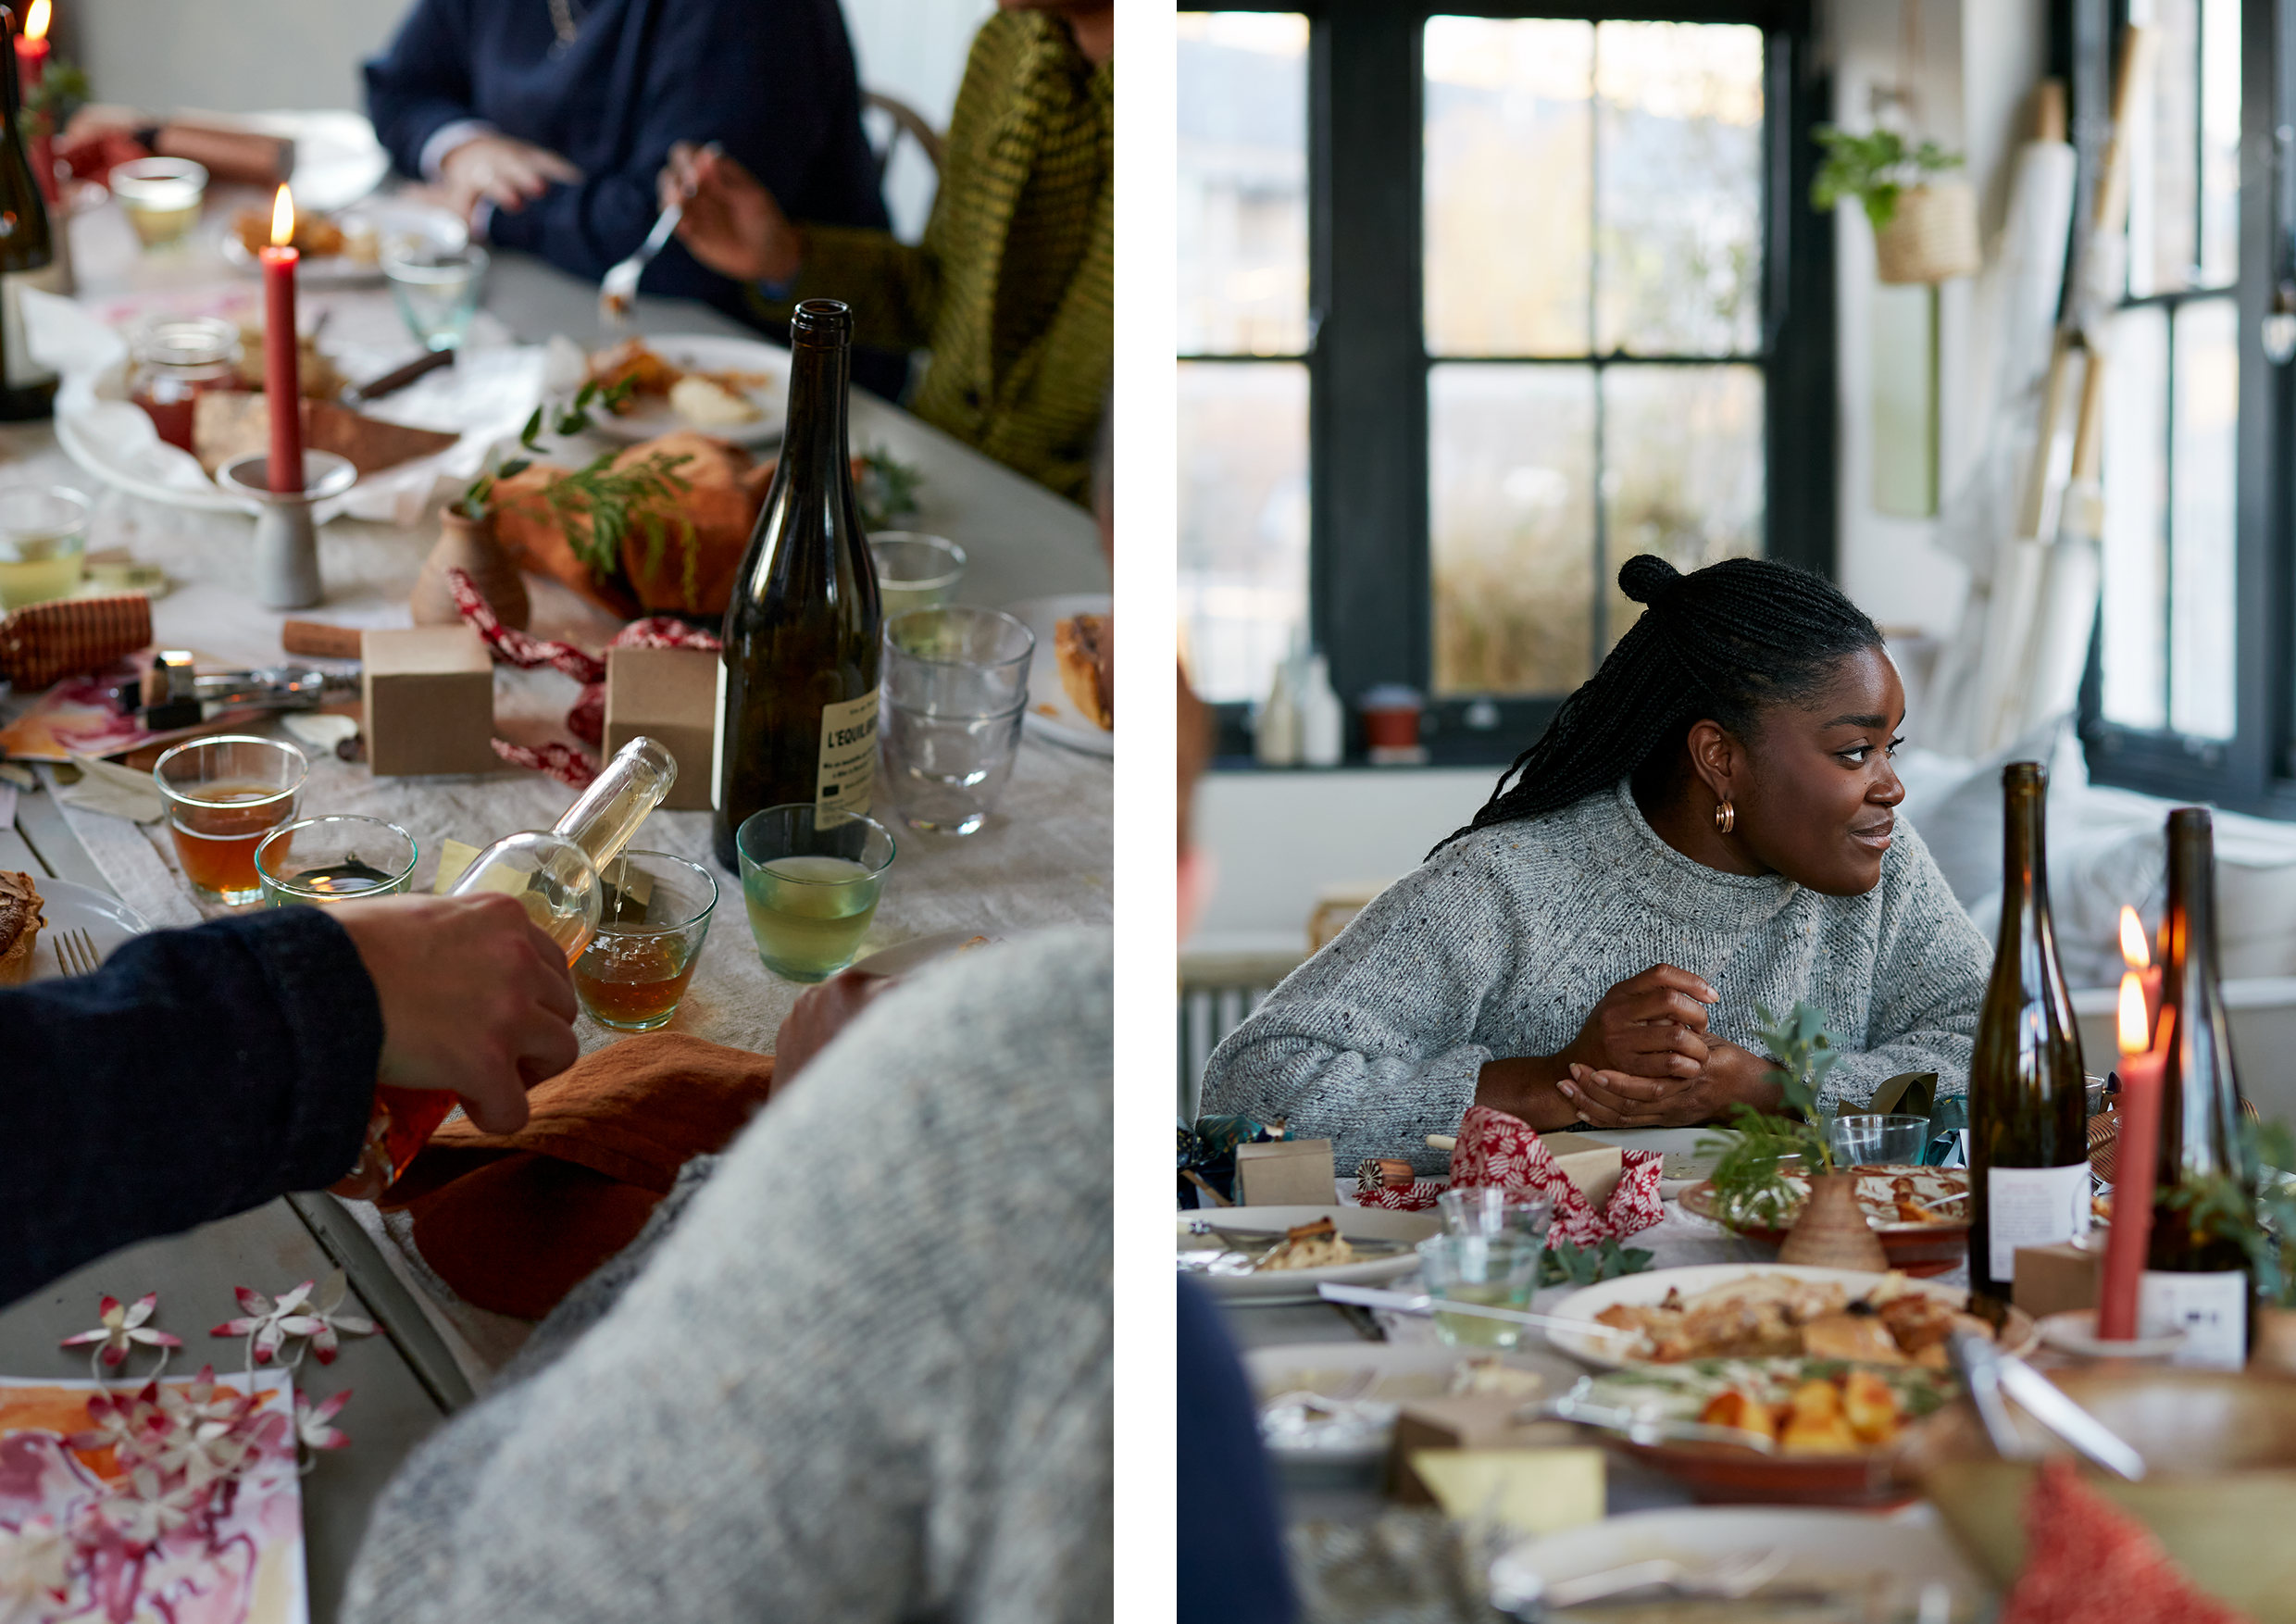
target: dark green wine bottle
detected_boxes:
[1967,760,2090,1305]
[2142,806,2252,1366]
[711,298,881,869]
[0,5,56,421]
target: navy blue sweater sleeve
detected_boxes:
[1177,1279,1297,1624]
[364,0,481,180]
[0,907,382,1308]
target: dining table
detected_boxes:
[0,169,1111,1621]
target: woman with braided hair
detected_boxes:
[1199,553,1990,1169]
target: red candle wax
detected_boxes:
[16,7,52,204]
[260,186,303,493]
[2096,974,2166,1341]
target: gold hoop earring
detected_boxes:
[1714,799,1736,835]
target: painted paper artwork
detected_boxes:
[0,1369,306,1624]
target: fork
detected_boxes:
[1531,1546,1788,1612]
[597,200,682,328]
[51,926,99,977]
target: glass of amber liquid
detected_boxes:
[153,735,308,905]
[572,850,718,1031]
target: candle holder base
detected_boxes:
[2038,1309,2188,1361]
[218,451,358,611]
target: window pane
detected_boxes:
[2170,297,2238,740]
[1593,22,1765,356]
[2197,0,2240,288]
[1178,14,1310,356]
[1179,362,1309,703]
[1429,364,1598,694]
[2102,306,2169,731]
[1424,19,1593,356]
[1602,366,1766,645]
[2128,0,2200,297]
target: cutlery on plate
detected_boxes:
[51,926,99,978]
[1949,1329,2147,1480]
[1531,1545,1789,1612]
[1317,1281,1643,1343]
[1520,1382,1780,1453]
[1189,1220,1410,1257]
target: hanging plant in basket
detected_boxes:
[1811,125,1980,285]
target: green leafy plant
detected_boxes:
[855,445,922,531]
[1538,1238,1654,1289]
[1810,126,1965,230]
[461,378,696,581]
[1697,1002,1842,1230]
[2164,1118,2296,1308]
[19,60,89,148]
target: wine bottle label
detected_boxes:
[815,687,879,818]
[1985,1162,2092,1279]
[1,261,61,388]
[2139,1270,2248,1370]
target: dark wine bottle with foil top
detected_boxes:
[0,5,57,420]
[711,297,882,869]
[2141,806,2252,1366]
[1967,760,2091,1304]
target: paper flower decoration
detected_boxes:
[0,1516,68,1605]
[71,1381,166,1463]
[213,1269,376,1366]
[293,1388,352,1455]
[58,1293,181,1370]
[92,1467,208,1549]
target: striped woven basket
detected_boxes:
[1876,181,1982,284]
[0,594,152,691]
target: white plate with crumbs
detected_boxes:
[1245,1341,1578,1468]
[1008,593,1113,757]
[18,877,152,983]
[1179,1203,1438,1304]
[584,333,792,446]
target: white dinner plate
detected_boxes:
[218,197,468,287]
[234,109,393,213]
[1244,1340,1580,1468]
[1542,1262,2040,1369]
[1179,1203,1439,1305]
[1488,1505,1995,1618]
[584,333,792,446]
[1007,593,1113,757]
[19,878,152,983]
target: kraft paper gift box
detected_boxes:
[361,626,499,777]
[2014,1242,2100,1319]
[604,645,718,812]
[1235,1138,1336,1206]
[1385,1393,1580,1503]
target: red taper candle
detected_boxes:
[2097,969,2166,1340]
[16,0,52,203]
[260,183,303,493]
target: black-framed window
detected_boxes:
[1177,1,1834,764]
[2076,0,2294,812]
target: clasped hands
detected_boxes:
[1483,965,1781,1130]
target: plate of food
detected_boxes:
[584,335,792,444]
[1678,1165,1970,1275]
[1244,1342,1575,1469]
[219,197,467,285]
[2,872,151,987]
[1007,593,1112,756]
[1178,1203,1440,1304]
[1544,1264,2038,1370]
[1488,1505,1995,1619]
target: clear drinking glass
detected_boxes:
[383,241,488,351]
[256,815,418,906]
[1828,1113,1932,1168]
[880,606,1035,835]
[152,735,308,905]
[108,157,208,249]
[735,805,896,982]
[1416,1233,1544,1351]
[1437,1186,1555,1246]
[572,850,718,1031]
[869,533,967,618]
[0,484,91,609]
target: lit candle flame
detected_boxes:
[24,0,49,43]
[2119,904,2151,970]
[269,184,295,249]
[2118,971,2150,1057]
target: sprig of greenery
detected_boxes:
[855,445,923,531]
[2165,1118,2296,1307]
[19,61,90,148]
[1810,127,1965,230]
[1538,1238,1654,1289]
[1696,1002,1841,1230]
[462,378,696,580]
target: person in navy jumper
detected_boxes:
[364,0,889,331]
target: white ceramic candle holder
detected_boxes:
[218,450,358,611]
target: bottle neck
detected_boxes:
[553,736,676,868]
[0,19,22,125]
[2161,821,2218,1011]
[781,332,851,490]
[1998,776,2052,949]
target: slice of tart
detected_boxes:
[1054,612,1113,731]
[0,868,45,987]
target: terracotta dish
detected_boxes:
[1678,1164,1969,1276]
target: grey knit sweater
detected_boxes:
[340,929,1113,1624]
[1202,781,1991,1172]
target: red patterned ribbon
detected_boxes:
[443,568,720,787]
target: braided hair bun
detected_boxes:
[1434,553,1882,853]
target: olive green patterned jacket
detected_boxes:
[755,13,1112,506]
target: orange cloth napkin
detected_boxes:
[377,1032,777,1319]
[2000,1458,2252,1624]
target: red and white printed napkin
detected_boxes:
[1357,1106,1666,1243]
